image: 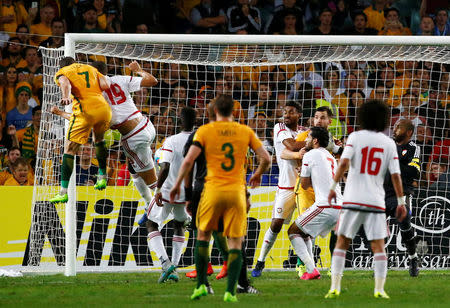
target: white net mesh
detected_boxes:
[26,38,450,272]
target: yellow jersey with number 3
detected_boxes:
[54,63,109,113]
[193,121,263,191]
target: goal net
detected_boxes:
[24,34,450,273]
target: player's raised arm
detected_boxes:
[98,74,111,91]
[129,61,158,87]
[170,144,202,203]
[57,75,72,105]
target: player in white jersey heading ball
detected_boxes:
[90,61,159,208]
[252,101,304,277]
[288,126,343,280]
[145,107,196,283]
[325,100,407,300]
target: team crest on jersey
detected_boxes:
[277,208,282,213]
[402,149,407,156]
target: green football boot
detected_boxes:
[94,177,107,190]
[191,284,208,300]
[50,193,68,203]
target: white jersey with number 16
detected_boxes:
[341,130,400,212]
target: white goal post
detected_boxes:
[25,34,450,276]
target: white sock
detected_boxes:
[330,248,346,292]
[289,234,315,273]
[257,228,278,262]
[148,231,169,265]
[374,252,387,293]
[132,175,152,204]
[172,235,185,266]
[305,237,314,261]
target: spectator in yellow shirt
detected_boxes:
[363,0,389,31]
[3,156,33,186]
[1,37,27,69]
[30,4,55,46]
[0,0,37,33]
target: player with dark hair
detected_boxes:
[50,56,111,203]
[326,100,406,299]
[384,118,421,276]
[144,107,196,283]
[252,100,303,277]
[170,94,271,302]
[288,126,342,280]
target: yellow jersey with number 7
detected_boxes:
[54,63,109,114]
[193,121,263,191]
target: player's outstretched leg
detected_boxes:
[94,141,108,190]
[50,153,74,203]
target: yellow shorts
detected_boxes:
[67,102,111,145]
[295,188,315,214]
[197,187,247,238]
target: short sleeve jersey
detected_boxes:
[193,121,263,191]
[341,130,400,211]
[159,131,193,202]
[274,123,299,188]
[104,75,143,127]
[54,63,108,112]
[300,147,342,207]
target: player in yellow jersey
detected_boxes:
[281,106,343,276]
[169,94,271,303]
[50,57,112,203]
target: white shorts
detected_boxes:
[272,188,296,224]
[295,204,339,238]
[336,209,388,241]
[146,196,189,226]
[121,119,156,173]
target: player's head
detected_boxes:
[214,94,234,117]
[313,106,333,128]
[306,126,329,150]
[59,57,75,68]
[393,119,414,144]
[358,99,389,132]
[283,101,301,127]
[90,61,107,75]
[180,107,196,131]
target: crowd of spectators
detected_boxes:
[0,0,448,190]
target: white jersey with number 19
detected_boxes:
[341,130,400,212]
[104,75,142,128]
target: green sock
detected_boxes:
[61,154,74,189]
[226,249,242,295]
[213,231,229,262]
[195,240,209,288]
[95,141,107,175]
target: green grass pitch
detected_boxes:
[1,270,450,307]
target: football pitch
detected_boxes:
[1,270,449,307]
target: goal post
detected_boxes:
[24,34,450,275]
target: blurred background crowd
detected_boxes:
[0,0,448,190]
